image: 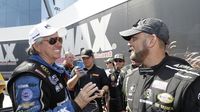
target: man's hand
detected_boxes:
[74,66,87,78]
[74,82,99,109]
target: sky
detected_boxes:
[41,0,78,21]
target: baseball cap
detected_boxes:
[119,18,169,44]
[114,53,125,60]
[28,21,60,46]
[80,49,94,57]
[104,57,114,63]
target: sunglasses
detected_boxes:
[43,37,63,45]
[106,62,112,64]
[114,59,124,62]
[82,57,91,60]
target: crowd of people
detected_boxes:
[0,17,199,112]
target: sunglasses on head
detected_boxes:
[44,37,63,45]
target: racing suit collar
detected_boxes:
[29,54,65,74]
[139,54,169,76]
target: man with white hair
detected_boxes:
[7,22,99,112]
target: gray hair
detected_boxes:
[65,51,73,56]
[26,37,44,55]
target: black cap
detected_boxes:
[80,49,94,57]
[119,18,169,44]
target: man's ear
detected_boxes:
[147,34,157,48]
[33,44,40,53]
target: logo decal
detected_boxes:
[92,73,99,77]
[48,74,59,85]
[41,65,51,75]
[152,80,168,90]
[144,89,152,99]
[20,102,35,109]
[128,85,136,96]
[110,75,115,81]
[21,88,33,101]
[157,93,174,104]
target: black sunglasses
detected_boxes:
[114,59,124,62]
[44,37,63,45]
[106,62,112,64]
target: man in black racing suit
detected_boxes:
[119,18,200,112]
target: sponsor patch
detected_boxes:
[111,75,115,81]
[139,99,153,105]
[17,84,29,89]
[48,74,59,85]
[35,69,46,78]
[92,73,99,77]
[157,93,174,104]
[59,83,64,89]
[128,85,136,96]
[144,89,152,99]
[55,83,64,92]
[21,88,33,101]
[17,83,37,89]
[154,102,174,111]
[20,102,35,109]
[40,65,50,75]
[55,85,61,92]
[151,80,168,90]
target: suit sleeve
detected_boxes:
[11,74,77,112]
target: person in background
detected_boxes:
[62,51,76,99]
[68,49,109,112]
[113,54,125,71]
[104,57,115,77]
[102,57,115,111]
[120,18,200,112]
[107,53,126,112]
[120,50,140,111]
[7,22,99,112]
[63,51,75,76]
[0,73,5,108]
[121,50,141,76]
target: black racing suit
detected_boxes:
[123,55,200,112]
[7,59,81,112]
